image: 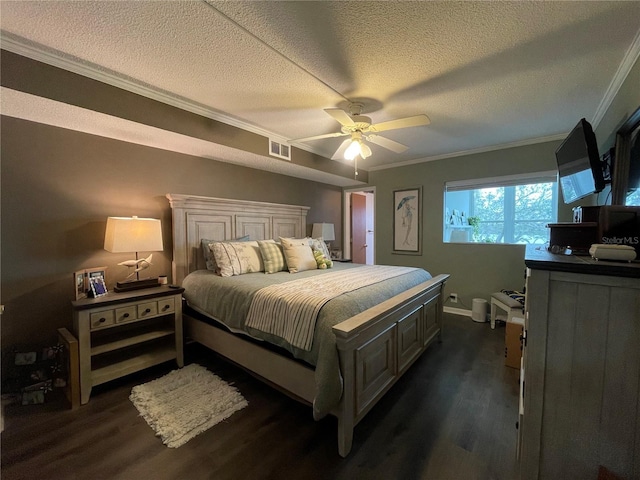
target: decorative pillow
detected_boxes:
[201,235,249,271]
[310,237,332,260]
[211,240,264,277]
[279,237,317,273]
[258,240,287,273]
[313,249,333,269]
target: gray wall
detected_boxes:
[595,57,640,150]
[370,141,561,308]
[1,49,638,350]
[369,56,639,309]
[1,116,342,350]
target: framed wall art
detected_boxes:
[393,186,422,255]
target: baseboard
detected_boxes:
[444,306,473,317]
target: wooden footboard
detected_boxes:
[185,273,448,457]
[332,273,448,456]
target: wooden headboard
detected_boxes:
[166,194,310,284]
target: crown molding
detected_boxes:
[367,133,567,171]
[592,27,640,128]
[0,34,290,145]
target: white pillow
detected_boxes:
[211,240,264,277]
[201,235,250,271]
[279,237,317,273]
[310,237,331,260]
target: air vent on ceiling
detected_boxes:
[269,139,291,161]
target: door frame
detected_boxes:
[343,187,376,264]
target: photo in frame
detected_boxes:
[86,267,107,298]
[89,275,108,297]
[393,186,422,255]
[74,270,87,301]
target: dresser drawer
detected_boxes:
[115,305,137,324]
[137,302,158,318]
[90,310,115,329]
[157,297,175,315]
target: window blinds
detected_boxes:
[445,170,558,192]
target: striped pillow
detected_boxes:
[258,240,287,273]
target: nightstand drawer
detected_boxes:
[158,297,175,315]
[137,302,158,318]
[90,310,115,329]
[115,306,137,323]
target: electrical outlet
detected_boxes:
[449,293,458,303]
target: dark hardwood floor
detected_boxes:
[1,314,520,480]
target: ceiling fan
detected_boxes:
[289,102,431,161]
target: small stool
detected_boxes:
[490,292,524,329]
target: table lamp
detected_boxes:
[312,223,335,250]
[104,216,164,292]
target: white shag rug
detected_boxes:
[130,363,248,448]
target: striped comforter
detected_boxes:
[244,265,417,350]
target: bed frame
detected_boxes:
[166,193,449,456]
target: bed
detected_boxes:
[166,193,449,456]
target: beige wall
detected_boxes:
[1,117,342,350]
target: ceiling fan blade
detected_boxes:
[289,132,347,143]
[369,114,431,133]
[331,139,352,160]
[324,108,356,127]
[366,134,409,154]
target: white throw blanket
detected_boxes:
[245,265,417,351]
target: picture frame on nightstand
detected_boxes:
[74,267,108,300]
[74,270,87,301]
[88,275,108,297]
[86,267,107,298]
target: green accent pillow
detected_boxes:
[258,240,287,273]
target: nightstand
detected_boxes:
[72,285,184,404]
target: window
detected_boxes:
[444,171,558,244]
[627,189,640,206]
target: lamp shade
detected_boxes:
[104,216,163,253]
[312,223,335,242]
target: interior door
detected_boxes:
[351,193,367,264]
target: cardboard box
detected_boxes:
[505,317,525,369]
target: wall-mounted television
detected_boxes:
[555,118,605,204]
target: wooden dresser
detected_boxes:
[519,246,640,479]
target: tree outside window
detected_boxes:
[444,174,558,245]
[627,189,640,206]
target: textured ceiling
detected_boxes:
[1,1,640,176]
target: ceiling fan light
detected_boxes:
[361,143,372,158]
[344,140,361,160]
